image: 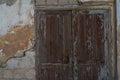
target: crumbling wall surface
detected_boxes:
[0,0,35,80]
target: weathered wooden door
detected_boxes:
[72,10,111,80]
[36,10,111,80]
[36,10,73,80]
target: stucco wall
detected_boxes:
[0,0,35,80]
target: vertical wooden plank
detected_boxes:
[35,10,40,80]
[57,14,64,63]
[63,12,72,64]
[38,12,47,63]
[94,14,105,64]
[72,10,79,80]
[46,14,58,63]
[85,14,94,61]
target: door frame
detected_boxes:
[35,4,117,79]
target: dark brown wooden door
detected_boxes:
[36,10,111,80]
[36,10,73,80]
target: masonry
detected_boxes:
[0,0,119,80]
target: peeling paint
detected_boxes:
[0,25,33,63]
[0,0,34,37]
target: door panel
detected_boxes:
[73,10,111,80]
[36,10,73,80]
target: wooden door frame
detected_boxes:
[35,4,117,79]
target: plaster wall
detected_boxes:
[0,0,35,80]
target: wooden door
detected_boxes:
[36,10,111,80]
[36,10,73,80]
[72,10,111,80]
